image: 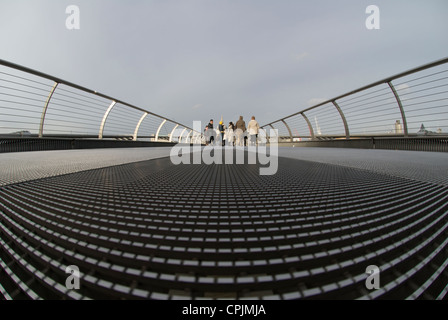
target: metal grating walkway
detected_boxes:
[0,148,448,300]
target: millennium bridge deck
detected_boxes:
[1,57,448,301]
[1,147,447,300]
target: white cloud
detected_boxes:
[307,98,328,106]
[395,83,410,93]
[394,83,411,102]
[192,104,203,110]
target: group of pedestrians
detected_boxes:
[204,116,260,147]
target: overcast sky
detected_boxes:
[1,0,447,128]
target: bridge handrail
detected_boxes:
[0,59,198,143]
[261,57,448,142]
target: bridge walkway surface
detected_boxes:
[0,147,447,300]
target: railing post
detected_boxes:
[155,119,167,141]
[301,113,315,140]
[99,101,116,139]
[39,82,59,137]
[281,119,293,143]
[133,112,148,141]
[260,128,268,144]
[388,81,409,137]
[169,124,179,142]
[332,100,350,139]
[185,130,192,144]
[268,125,279,141]
[178,128,187,143]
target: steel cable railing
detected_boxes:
[0,59,198,144]
[263,57,448,144]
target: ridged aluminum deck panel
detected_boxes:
[0,150,447,300]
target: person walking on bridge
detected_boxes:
[235,116,246,147]
[247,116,259,146]
[227,122,235,146]
[219,121,226,146]
[205,119,215,146]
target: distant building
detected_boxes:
[394,120,403,134]
[417,124,429,135]
[9,130,32,136]
[416,124,445,135]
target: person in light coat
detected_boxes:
[227,122,235,146]
[247,116,259,146]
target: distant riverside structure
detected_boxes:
[395,120,403,134]
[418,123,445,135]
[417,123,428,135]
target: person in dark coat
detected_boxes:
[205,119,215,146]
[235,116,246,146]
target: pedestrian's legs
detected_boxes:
[239,133,244,146]
[249,134,255,146]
